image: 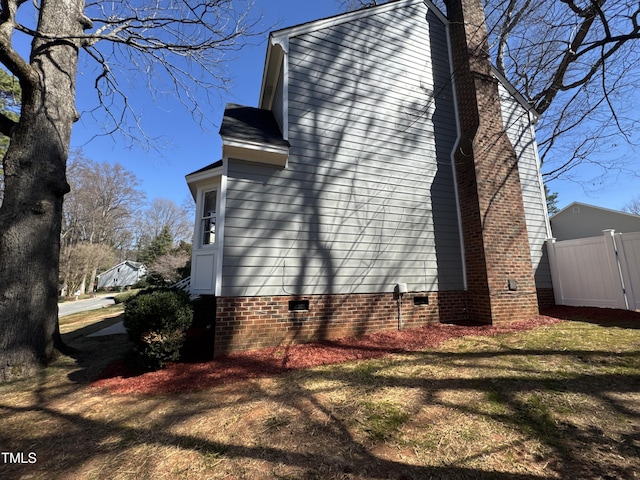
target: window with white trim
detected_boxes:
[201,190,217,246]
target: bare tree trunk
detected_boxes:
[0,0,87,380]
[89,267,97,294]
[79,273,87,296]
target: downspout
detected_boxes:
[425,0,468,290]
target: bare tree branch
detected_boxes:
[0,0,35,83]
[2,0,267,148]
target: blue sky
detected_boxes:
[70,1,341,211]
[69,0,638,214]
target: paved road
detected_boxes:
[58,294,116,317]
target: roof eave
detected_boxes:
[259,37,286,110]
[185,163,225,199]
[491,66,539,123]
[552,201,640,220]
[222,136,290,168]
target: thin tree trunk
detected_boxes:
[89,267,98,294]
[0,0,87,380]
[79,273,87,296]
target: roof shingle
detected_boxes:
[219,103,289,147]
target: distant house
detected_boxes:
[186,0,553,356]
[550,202,640,241]
[96,261,146,290]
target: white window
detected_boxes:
[201,190,217,246]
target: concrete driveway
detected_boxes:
[58,294,116,317]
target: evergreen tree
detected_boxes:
[545,185,559,216]
[140,225,173,266]
[0,69,20,204]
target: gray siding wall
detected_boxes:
[551,205,640,241]
[222,2,464,297]
[97,264,143,289]
[498,84,553,289]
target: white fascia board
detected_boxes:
[185,166,223,185]
[423,0,447,24]
[259,40,286,110]
[258,38,274,109]
[491,67,539,124]
[270,0,424,42]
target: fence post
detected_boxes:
[615,232,636,311]
[602,229,629,310]
[546,238,564,306]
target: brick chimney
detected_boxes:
[444,0,539,323]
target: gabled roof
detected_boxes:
[258,0,537,120]
[186,160,223,177]
[97,261,145,278]
[219,103,289,148]
[260,0,428,109]
[552,202,640,221]
[269,0,424,41]
[185,160,224,200]
[550,201,640,240]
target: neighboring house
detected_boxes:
[550,202,640,241]
[186,0,553,355]
[97,261,146,290]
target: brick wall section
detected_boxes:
[444,0,539,323]
[213,291,468,356]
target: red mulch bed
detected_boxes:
[90,307,640,395]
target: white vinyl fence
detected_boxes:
[547,230,640,311]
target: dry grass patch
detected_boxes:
[1,307,639,479]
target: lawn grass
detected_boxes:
[0,308,639,479]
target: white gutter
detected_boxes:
[424,0,468,290]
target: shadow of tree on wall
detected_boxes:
[221,3,466,349]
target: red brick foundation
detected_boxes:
[213,291,468,356]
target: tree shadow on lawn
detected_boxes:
[62,313,133,384]
[86,316,565,395]
[2,325,639,480]
[65,307,639,395]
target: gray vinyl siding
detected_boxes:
[97,263,145,289]
[498,83,553,289]
[551,204,640,241]
[222,2,464,297]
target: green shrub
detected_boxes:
[113,290,139,304]
[132,278,150,290]
[123,289,193,370]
